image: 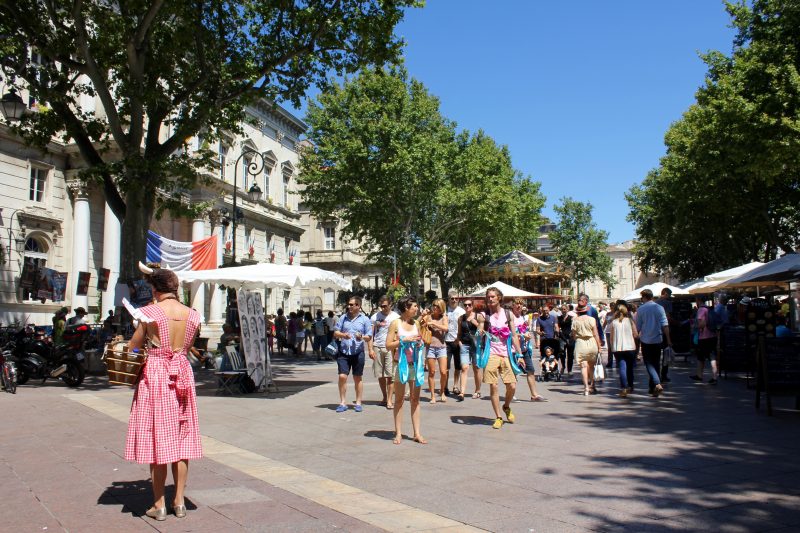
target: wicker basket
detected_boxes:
[103,342,146,387]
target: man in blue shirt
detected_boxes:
[333,297,372,413]
[635,289,672,397]
[535,306,560,360]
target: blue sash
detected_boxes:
[475,333,490,369]
[506,336,524,375]
[397,339,425,386]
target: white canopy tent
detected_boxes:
[621,282,690,303]
[175,263,351,394]
[175,263,352,291]
[469,281,542,298]
[685,262,765,294]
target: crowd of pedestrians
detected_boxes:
[255,287,728,444]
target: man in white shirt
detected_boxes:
[369,296,400,408]
[67,307,88,326]
[445,290,465,396]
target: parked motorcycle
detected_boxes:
[10,324,86,387]
[0,349,17,394]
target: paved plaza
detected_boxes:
[1,354,799,532]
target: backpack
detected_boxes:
[705,306,720,332]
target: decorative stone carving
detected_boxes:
[66,178,90,200]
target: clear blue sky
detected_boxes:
[292,1,737,244]
[392,0,737,243]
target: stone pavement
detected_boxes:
[1,353,800,532]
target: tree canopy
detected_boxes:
[627,0,800,279]
[299,67,545,296]
[0,0,418,280]
[549,197,614,294]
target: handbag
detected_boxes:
[325,340,339,358]
[418,319,432,345]
[475,333,491,369]
[594,355,605,381]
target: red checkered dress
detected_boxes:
[125,304,203,464]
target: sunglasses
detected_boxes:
[347,303,359,307]
[464,303,473,306]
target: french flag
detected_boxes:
[146,231,218,271]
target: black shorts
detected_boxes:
[696,337,716,361]
[337,352,366,376]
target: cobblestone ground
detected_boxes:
[1,351,799,532]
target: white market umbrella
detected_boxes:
[720,253,800,288]
[687,261,765,294]
[621,282,690,303]
[175,263,351,291]
[468,280,542,298]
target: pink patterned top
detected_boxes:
[125,304,203,465]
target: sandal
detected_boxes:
[457,394,465,402]
[413,436,428,444]
[531,396,548,402]
[386,404,394,410]
[472,392,482,399]
[393,435,402,445]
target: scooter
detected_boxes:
[11,324,86,387]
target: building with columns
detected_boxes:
[0,98,309,338]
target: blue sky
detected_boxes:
[391,0,737,243]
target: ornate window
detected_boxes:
[29,168,47,202]
[21,236,48,301]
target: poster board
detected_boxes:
[237,289,267,391]
[98,268,110,291]
[76,271,91,296]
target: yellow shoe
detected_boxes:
[492,417,504,429]
[503,406,515,423]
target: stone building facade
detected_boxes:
[0,94,309,335]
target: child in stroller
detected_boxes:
[539,345,561,381]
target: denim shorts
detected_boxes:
[337,352,365,376]
[520,351,539,375]
[426,345,447,359]
[458,343,475,367]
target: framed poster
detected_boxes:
[76,271,91,296]
[51,272,68,302]
[237,289,266,391]
[98,268,110,291]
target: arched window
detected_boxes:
[21,236,49,301]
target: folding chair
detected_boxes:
[215,346,247,395]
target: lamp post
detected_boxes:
[229,149,265,263]
[2,208,25,265]
[0,90,26,122]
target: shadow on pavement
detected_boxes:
[546,362,800,531]
[98,479,198,517]
[364,430,395,441]
[450,415,492,426]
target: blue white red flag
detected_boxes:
[146,231,218,271]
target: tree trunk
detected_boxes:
[119,179,156,284]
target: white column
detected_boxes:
[190,217,205,317]
[68,180,90,311]
[102,200,121,317]
[208,223,224,323]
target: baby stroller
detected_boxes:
[539,345,562,382]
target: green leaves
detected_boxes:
[627,0,800,279]
[299,67,545,294]
[0,0,417,278]
[550,198,614,291]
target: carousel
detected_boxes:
[464,250,571,298]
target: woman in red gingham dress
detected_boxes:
[125,265,202,521]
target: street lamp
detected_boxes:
[2,208,24,265]
[229,149,268,263]
[0,90,26,122]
